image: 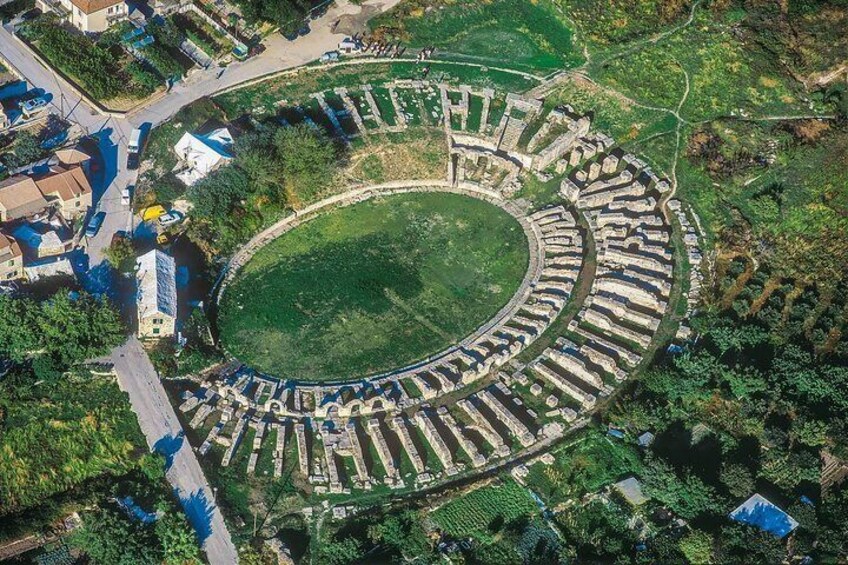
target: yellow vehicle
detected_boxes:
[141,205,166,222]
[157,234,169,246]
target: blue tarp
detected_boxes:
[729,494,799,538]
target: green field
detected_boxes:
[432,478,538,544]
[218,192,529,381]
[371,0,584,72]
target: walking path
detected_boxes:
[111,338,238,565]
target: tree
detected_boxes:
[0,295,40,362]
[0,292,123,367]
[155,512,201,564]
[679,530,714,564]
[720,463,755,499]
[187,165,253,222]
[234,132,285,202]
[273,123,338,207]
[642,457,722,520]
[105,235,136,271]
[37,292,124,366]
[6,131,43,168]
[366,509,429,559]
[71,507,162,565]
[318,537,363,565]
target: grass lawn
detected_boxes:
[218,192,529,381]
[370,0,584,73]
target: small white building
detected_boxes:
[136,249,177,339]
[173,127,233,186]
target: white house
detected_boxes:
[36,0,129,33]
[136,249,177,339]
[173,127,233,186]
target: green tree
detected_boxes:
[679,530,714,564]
[9,131,43,168]
[366,509,430,559]
[0,292,123,366]
[318,537,363,565]
[273,123,337,206]
[187,165,253,222]
[720,463,755,499]
[155,512,201,564]
[0,295,40,361]
[105,235,136,271]
[642,457,722,520]
[71,507,162,565]
[38,292,124,366]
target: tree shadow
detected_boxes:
[153,431,184,471]
[180,489,215,545]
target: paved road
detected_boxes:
[111,338,239,565]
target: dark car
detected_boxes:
[85,211,107,238]
[127,152,140,170]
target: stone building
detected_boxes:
[136,249,177,339]
[0,229,24,282]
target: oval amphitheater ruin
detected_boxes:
[176,79,706,495]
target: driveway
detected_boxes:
[111,337,239,565]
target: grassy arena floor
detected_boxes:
[218,192,529,381]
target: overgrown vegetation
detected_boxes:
[0,292,138,521]
[229,0,311,34]
[370,0,584,72]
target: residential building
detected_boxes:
[136,249,177,339]
[173,127,233,186]
[0,175,49,223]
[0,230,24,281]
[37,0,129,33]
[12,223,67,258]
[35,165,93,220]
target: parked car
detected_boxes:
[320,51,340,63]
[20,96,48,118]
[157,211,183,227]
[121,186,132,206]
[85,211,107,238]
